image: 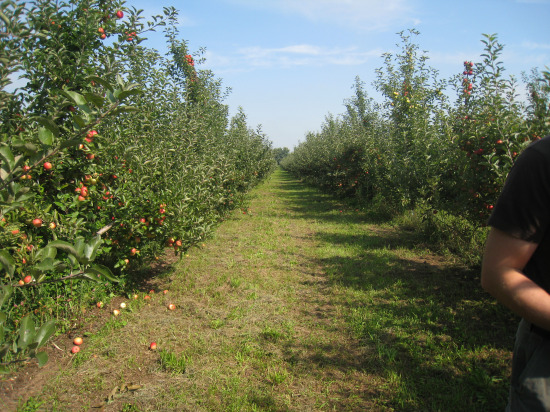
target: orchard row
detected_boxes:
[282,30,549,260]
[0,0,275,369]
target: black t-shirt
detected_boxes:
[487,135,550,292]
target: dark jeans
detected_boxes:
[506,319,550,411]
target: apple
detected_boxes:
[116,10,123,18]
[168,303,176,310]
[113,309,120,316]
[120,302,126,309]
[144,295,151,301]
[49,222,56,229]
[133,294,139,299]
[163,290,168,295]
[23,275,32,284]
[71,346,80,354]
[130,248,137,256]
[43,162,52,170]
[32,218,42,227]
[96,301,104,308]
[149,342,157,350]
[73,337,83,346]
[18,280,25,286]
[98,27,104,34]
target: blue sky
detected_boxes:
[145,0,548,150]
[19,0,550,149]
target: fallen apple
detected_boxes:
[73,337,83,346]
[168,303,176,310]
[71,346,80,354]
[149,342,157,350]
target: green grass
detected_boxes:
[7,168,515,412]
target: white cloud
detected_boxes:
[238,44,382,68]
[203,43,383,73]
[521,41,550,50]
[227,0,417,31]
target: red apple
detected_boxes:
[96,301,104,308]
[43,162,52,170]
[149,342,157,350]
[168,303,176,310]
[71,346,80,354]
[116,10,123,18]
[32,218,42,227]
[23,275,32,284]
[73,337,83,346]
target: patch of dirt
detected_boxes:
[0,251,180,411]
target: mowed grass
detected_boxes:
[13,168,516,411]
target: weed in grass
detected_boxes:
[211,318,225,329]
[260,325,285,342]
[229,277,243,288]
[266,365,289,385]
[159,349,187,374]
[16,397,44,412]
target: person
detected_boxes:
[481,134,550,411]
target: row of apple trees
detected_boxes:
[282,30,550,262]
[0,0,275,370]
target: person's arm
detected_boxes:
[481,227,550,331]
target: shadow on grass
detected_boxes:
[272,169,516,411]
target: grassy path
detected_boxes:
[5,168,515,411]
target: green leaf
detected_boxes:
[0,312,6,325]
[0,10,10,26]
[105,89,116,103]
[35,319,56,348]
[111,106,139,115]
[33,257,56,272]
[71,115,86,129]
[35,351,48,367]
[11,141,39,156]
[0,286,12,308]
[115,89,142,100]
[0,145,15,170]
[86,264,119,282]
[0,343,9,359]
[61,90,87,106]
[83,235,102,261]
[17,316,35,350]
[33,117,60,138]
[48,240,82,262]
[38,127,54,146]
[80,272,102,283]
[60,138,84,149]
[0,250,15,277]
[87,76,114,92]
[83,92,105,107]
